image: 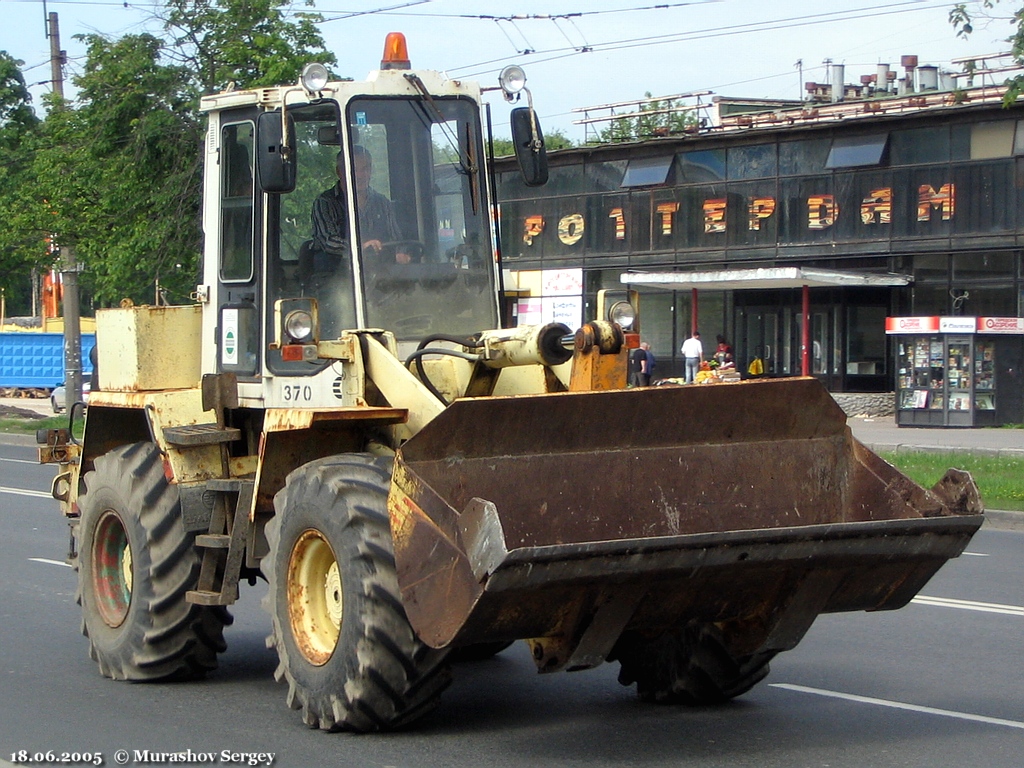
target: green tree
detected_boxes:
[10,34,201,306]
[161,0,337,93]
[0,52,42,315]
[3,0,338,310]
[596,92,697,144]
[0,51,38,150]
[491,127,575,157]
[950,1,1024,103]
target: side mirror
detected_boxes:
[256,111,296,193]
[510,107,548,187]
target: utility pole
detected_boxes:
[48,12,83,407]
[62,246,83,411]
[47,12,66,98]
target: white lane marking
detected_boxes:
[0,456,39,465]
[28,557,73,568]
[0,485,51,499]
[912,595,1024,617]
[962,552,989,557]
[771,683,1024,731]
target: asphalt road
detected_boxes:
[1,442,1022,768]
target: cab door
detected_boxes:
[216,113,261,378]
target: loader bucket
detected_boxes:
[388,377,983,671]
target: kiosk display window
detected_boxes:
[887,316,1022,427]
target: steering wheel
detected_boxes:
[376,240,425,265]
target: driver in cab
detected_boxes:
[311,146,410,272]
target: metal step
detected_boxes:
[186,589,233,606]
[195,534,230,549]
[186,477,255,608]
[206,478,247,492]
[163,423,241,447]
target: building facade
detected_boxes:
[494,83,1024,413]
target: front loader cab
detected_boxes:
[199,34,550,404]
[258,83,498,363]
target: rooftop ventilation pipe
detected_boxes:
[831,64,845,102]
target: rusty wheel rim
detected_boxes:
[287,529,341,666]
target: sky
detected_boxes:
[0,0,1019,141]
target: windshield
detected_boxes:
[347,96,496,339]
[265,96,496,364]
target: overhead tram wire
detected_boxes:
[311,0,721,21]
[446,0,952,77]
[494,17,537,56]
[318,0,431,24]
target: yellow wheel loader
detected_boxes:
[39,34,983,732]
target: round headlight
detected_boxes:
[300,63,330,93]
[498,65,527,97]
[608,300,636,330]
[285,310,314,342]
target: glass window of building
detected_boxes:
[780,138,830,175]
[912,284,950,314]
[961,286,1018,316]
[890,126,949,165]
[638,290,675,372]
[727,143,777,179]
[1013,120,1024,155]
[547,163,590,195]
[846,305,888,376]
[952,251,1016,281]
[825,134,888,169]
[621,155,675,187]
[970,121,1015,159]
[586,159,628,191]
[914,253,949,282]
[677,149,725,183]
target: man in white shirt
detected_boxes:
[681,331,703,384]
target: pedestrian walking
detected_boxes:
[629,343,649,387]
[681,331,703,384]
[643,342,655,383]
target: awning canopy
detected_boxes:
[620,266,912,291]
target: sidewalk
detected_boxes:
[0,396,53,418]
[848,416,1024,458]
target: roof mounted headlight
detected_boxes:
[300,63,329,94]
[498,65,527,102]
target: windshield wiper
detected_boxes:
[404,73,476,177]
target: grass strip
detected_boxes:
[880,450,1024,512]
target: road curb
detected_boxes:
[863,442,1024,459]
[982,508,1024,529]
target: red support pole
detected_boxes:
[691,288,699,336]
[801,284,810,377]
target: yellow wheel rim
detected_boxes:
[287,529,342,666]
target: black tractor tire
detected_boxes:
[264,454,452,732]
[613,622,775,705]
[76,442,231,680]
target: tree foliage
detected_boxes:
[0,52,42,315]
[0,0,336,312]
[161,0,337,93]
[491,127,575,157]
[7,34,203,306]
[0,51,38,150]
[595,92,697,144]
[950,1,1024,103]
